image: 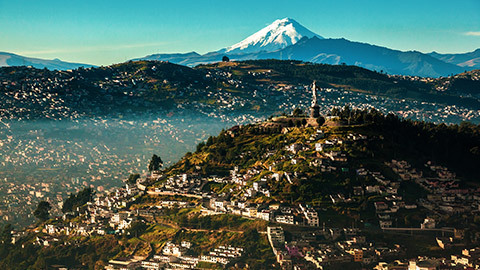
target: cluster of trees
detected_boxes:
[33,201,51,222]
[127,173,140,184]
[62,187,95,213]
[0,224,13,261]
[440,77,480,96]
[126,221,148,238]
[331,106,480,179]
[0,234,120,269]
[287,118,306,127]
[292,108,304,117]
[0,234,41,269]
[148,154,163,172]
[177,212,249,230]
[232,228,276,269]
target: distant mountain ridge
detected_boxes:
[0,52,95,70]
[429,49,480,69]
[135,18,477,77]
[258,37,465,77]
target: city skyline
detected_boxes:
[1,0,479,66]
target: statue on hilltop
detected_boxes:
[310,81,320,118]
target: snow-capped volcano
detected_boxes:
[224,18,322,54]
[133,17,472,77]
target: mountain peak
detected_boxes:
[273,17,298,24]
[224,18,322,54]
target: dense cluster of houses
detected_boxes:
[37,186,140,241]
[356,165,417,229]
[154,174,203,196]
[388,160,480,217]
[106,243,244,270]
[36,179,184,242]
[374,247,480,269]
[267,225,406,269]
[208,197,320,227]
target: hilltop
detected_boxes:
[167,107,480,191]
[2,108,480,269]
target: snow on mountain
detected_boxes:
[131,17,475,77]
[224,18,322,54]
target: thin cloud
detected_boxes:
[464,31,480,36]
[18,42,170,55]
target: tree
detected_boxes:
[316,116,325,126]
[127,221,148,238]
[0,224,13,260]
[222,56,230,62]
[206,136,214,146]
[148,154,163,172]
[0,224,12,245]
[183,156,191,168]
[196,141,205,152]
[34,201,51,222]
[62,188,95,213]
[127,173,140,184]
[292,108,303,117]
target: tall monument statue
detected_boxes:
[310,81,320,118]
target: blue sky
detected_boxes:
[1,0,479,65]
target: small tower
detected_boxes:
[310,81,320,118]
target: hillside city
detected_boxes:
[22,128,480,269]
[1,63,479,122]
[1,61,480,229]
[0,82,478,269]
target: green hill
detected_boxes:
[168,107,480,202]
[1,60,479,120]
